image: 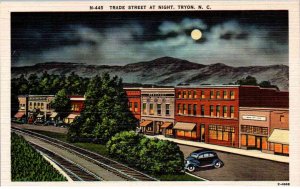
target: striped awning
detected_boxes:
[161,122,173,129]
[14,111,25,118]
[140,120,153,127]
[268,129,289,145]
[173,122,196,131]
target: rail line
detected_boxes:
[12,127,158,181]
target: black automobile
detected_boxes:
[184,149,224,172]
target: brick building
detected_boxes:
[124,88,142,120]
[175,85,288,148]
[64,95,85,124]
[14,95,28,122]
[239,107,289,155]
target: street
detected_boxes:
[179,144,289,181]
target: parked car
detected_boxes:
[33,119,44,125]
[184,149,224,172]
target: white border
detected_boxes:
[1,0,299,187]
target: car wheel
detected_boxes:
[187,165,196,172]
[214,160,223,168]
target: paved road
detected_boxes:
[179,144,289,181]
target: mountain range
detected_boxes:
[11,57,289,91]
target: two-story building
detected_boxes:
[124,88,142,120]
[64,95,85,124]
[27,95,55,123]
[14,95,28,122]
[140,88,175,136]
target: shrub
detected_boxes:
[11,133,67,181]
[107,131,184,175]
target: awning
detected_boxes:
[173,122,196,131]
[161,122,173,129]
[37,114,44,118]
[140,120,153,127]
[67,113,80,119]
[14,111,25,118]
[50,112,58,118]
[268,129,289,145]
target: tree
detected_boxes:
[50,89,71,120]
[68,73,137,143]
[235,75,258,85]
[259,80,279,90]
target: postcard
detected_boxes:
[0,0,300,187]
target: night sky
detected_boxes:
[11,11,288,67]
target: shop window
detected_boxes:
[280,115,286,123]
[262,137,268,150]
[129,102,133,111]
[223,90,228,99]
[142,103,147,114]
[241,134,247,146]
[230,91,235,99]
[183,104,187,114]
[157,104,161,115]
[150,104,154,115]
[193,90,197,98]
[188,91,192,98]
[183,91,187,98]
[201,105,205,116]
[248,135,256,146]
[134,102,138,112]
[177,104,182,114]
[192,131,197,139]
[166,129,173,135]
[209,130,217,140]
[283,145,289,154]
[177,130,185,137]
[188,104,192,115]
[165,104,170,115]
[210,105,214,117]
[210,91,214,99]
[217,131,223,140]
[193,104,197,116]
[230,106,234,118]
[185,131,192,138]
[178,91,182,98]
[216,105,220,117]
[223,106,227,117]
[223,132,229,141]
[274,143,283,153]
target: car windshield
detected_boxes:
[190,153,198,159]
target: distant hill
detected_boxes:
[11,57,289,91]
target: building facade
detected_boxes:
[27,95,55,123]
[140,88,175,136]
[124,88,142,120]
[174,85,288,148]
[239,107,289,155]
[64,95,85,124]
[14,95,28,122]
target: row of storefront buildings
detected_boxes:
[14,85,289,156]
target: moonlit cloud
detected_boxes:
[12,12,288,67]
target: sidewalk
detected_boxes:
[146,135,289,163]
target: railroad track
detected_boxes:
[12,127,158,181]
[29,142,103,181]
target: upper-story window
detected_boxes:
[210,91,214,99]
[178,91,182,98]
[142,103,147,114]
[177,103,182,114]
[41,103,44,109]
[201,90,205,99]
[193,104,197,116]
[280,115,286,122]
[188,91,192,98]
[230,106,234,118]
[188,104,192,115]
[216,105,220,117]
[216,91,220,99]
[183,91,187,98]
[183,104,187,114]
[230,91,235,99]
[223,106,228,117]
[223,90,228,99]
[157,104,161,115]
[193,90,197,98]
[150,103,154,115]
[210,105,214,116]
[166,104,170,116]
[134,102,138,112]
[129,102,133,111]
[201,105,205,116]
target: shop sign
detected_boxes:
[242,115,267,121]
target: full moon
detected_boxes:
[191,29,202,40]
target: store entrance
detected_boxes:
[256,137,262,150]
